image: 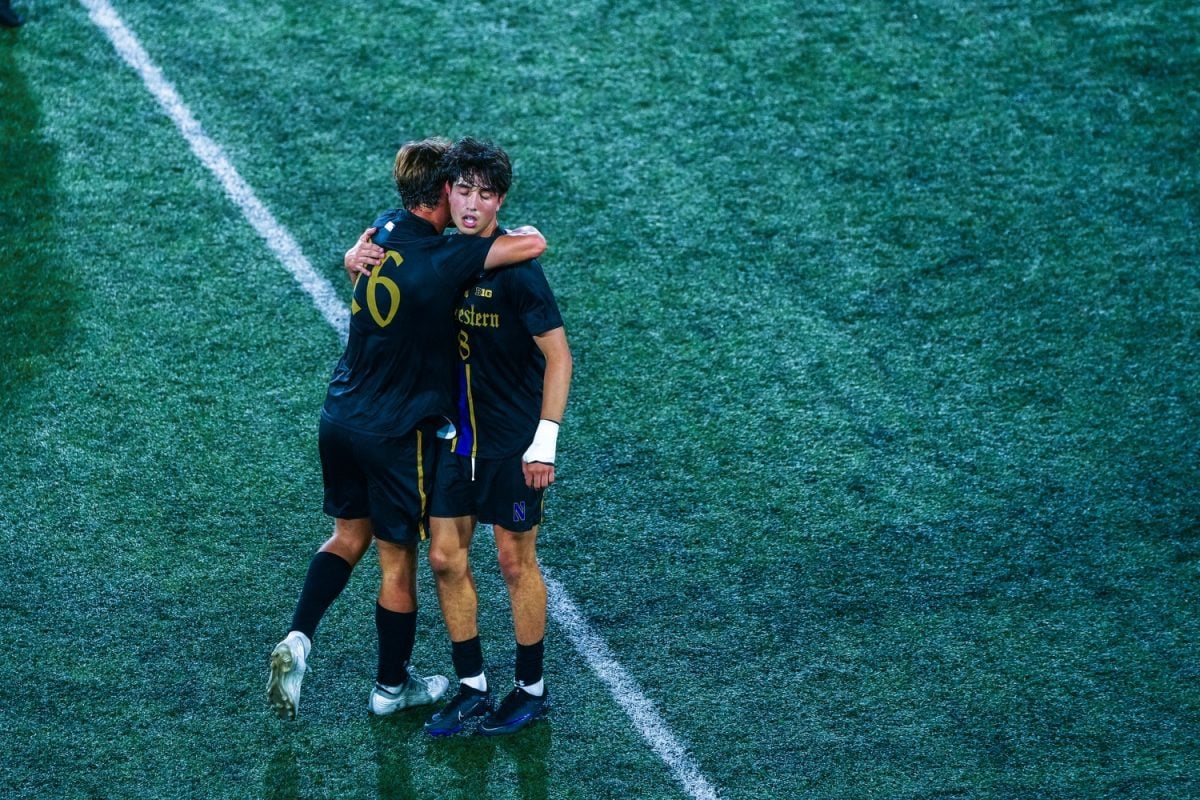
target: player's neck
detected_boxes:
[411,204,451,234]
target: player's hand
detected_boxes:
[521,419,559,489]
[522,461,555,490]
[344,227,385,281]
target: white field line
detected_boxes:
[80,3,722,798]
[79,0,349,345]
[544,571,722,800]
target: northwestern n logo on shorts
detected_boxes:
[513,501,526,523]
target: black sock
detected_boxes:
[288,551,353,640]
[515,638,545,689]
[451,636,485,682]
[375,604,417,686]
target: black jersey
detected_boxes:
[451,257,563,459]
[322,209,494,437]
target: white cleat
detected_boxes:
[369,667,450,716]
[267,632,310,720]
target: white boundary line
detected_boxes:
[80,3,722,798]
[79,0,349,345]
[544,571,721,800]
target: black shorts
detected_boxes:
[318,415,440,543]
[430,441,545,534]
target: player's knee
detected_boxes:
[427,546,467,580]
[496,548,534,587]
[345,537,372,562]
[498,559,520,587]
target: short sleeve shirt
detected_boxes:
[451,257,564,458]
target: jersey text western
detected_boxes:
[456,307,501,329]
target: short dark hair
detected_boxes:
[442,137,513,197]
[393,137,452,210]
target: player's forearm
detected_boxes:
[484,226,546,270]
[524,328,572,468]
[538,339,572,423]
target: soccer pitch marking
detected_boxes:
[79,2,722,798]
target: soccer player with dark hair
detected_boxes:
[346,136,571,736]
[266,137,547,720]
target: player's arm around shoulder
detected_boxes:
[344,227,385,281]
[484,225,546,270]
[522,326,573,490]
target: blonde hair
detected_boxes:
[392,137,452,209]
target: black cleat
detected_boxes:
[478,687,549,736]
[423,684,491,737]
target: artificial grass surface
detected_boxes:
[1,1,1197,798]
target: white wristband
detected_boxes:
[522,419,560,464]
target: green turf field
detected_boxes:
[2,1,1197,798]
